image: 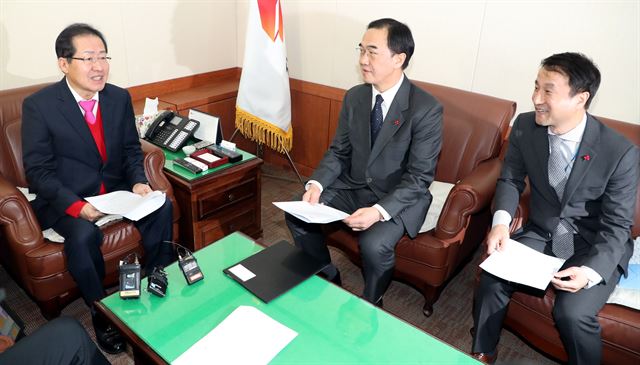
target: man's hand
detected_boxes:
[0,335,15,353]
[343,207,381,231]
[486,224,510,255]
[551,266,589,293]
[79,203,104,222]
[133,183,152,196]
[302,184,321,204]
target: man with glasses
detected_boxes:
[22,23,175,354]
[285,18,442,306]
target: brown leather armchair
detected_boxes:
[499,116,640,365]
[0,83,180,319]
[325,81,516,316]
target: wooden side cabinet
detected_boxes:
[165,158,263,251]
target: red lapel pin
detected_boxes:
[582,154,590,161]
[394,120,400,126]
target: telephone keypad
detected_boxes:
[185,120,198,131]
[169,131,189,150]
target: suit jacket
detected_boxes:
[495,112,639,281]
[22,78,147,229]
[311,76,443,238]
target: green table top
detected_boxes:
[101,232,479,364]
[162,145,256,181]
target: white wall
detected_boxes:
[238,0,639,122]
[0,0,237,89]
[1,0,638,123]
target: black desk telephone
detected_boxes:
[144,111,199,152]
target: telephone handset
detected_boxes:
[144,111,200,152]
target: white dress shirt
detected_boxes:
[66,78,99,116]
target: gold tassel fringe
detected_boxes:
[235,107,293,153]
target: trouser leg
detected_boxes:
[0,317,109,365]
[553,267,621,365]
[284,188,360,277]
[134,199,175,270]
[53,217,105,306]
[471,271,518,353]
[358,218,405,302]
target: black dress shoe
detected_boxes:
[318,270,342,286]
[374,297,383,308]
[470,350,498,364]
[93,316,126,354]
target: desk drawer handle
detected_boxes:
[228,193,235,202]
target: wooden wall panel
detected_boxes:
[196,97,256,154]
[128,68,240,102]
[262,89,332,178]
[127,68,350,178]
[328,100,342,147]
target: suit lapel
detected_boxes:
[561,115,598,206]
[55,79,100,160]
[354,85,374,162]
[533,123,560,203]
[99,87,113,160]
[369,77,410,164]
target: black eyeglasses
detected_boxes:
[69,56,111,64]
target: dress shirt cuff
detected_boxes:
[373,204,391,221]
[65,200,86,218]
[492,210,512,228]
[581,266,603,289]
[305,180,323,193]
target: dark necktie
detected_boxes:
[370,94,384,145]
[548,134,574,259]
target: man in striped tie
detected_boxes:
[471,52,639,365]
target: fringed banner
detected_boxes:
[236,0,292,155]
[236,107,293,153]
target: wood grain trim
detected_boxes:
[290,78,345,102]
[127,67,241,101]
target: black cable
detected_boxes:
[163,241,194,261]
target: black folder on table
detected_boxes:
[223,240,325,303]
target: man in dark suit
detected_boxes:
[285,18,443,306]
[22,23,175,354]
[471,52,639,365]
[0,317,109,365]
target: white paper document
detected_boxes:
[479,239,566,290]
[172,306,297,365]
[85,190,166,221]
[273,201,349,224]
[189,109,220,143]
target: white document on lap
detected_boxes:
[479,239,566,290]
[273,201,349,224]
[86,190,166,221]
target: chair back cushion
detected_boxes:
[0,83,51,186]
[4,120,27,187]
[414,81,516,184]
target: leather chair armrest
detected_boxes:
[140,140,181,226]
[0,175,45,254]
[140,139,171,193]
[434,158,502,241]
